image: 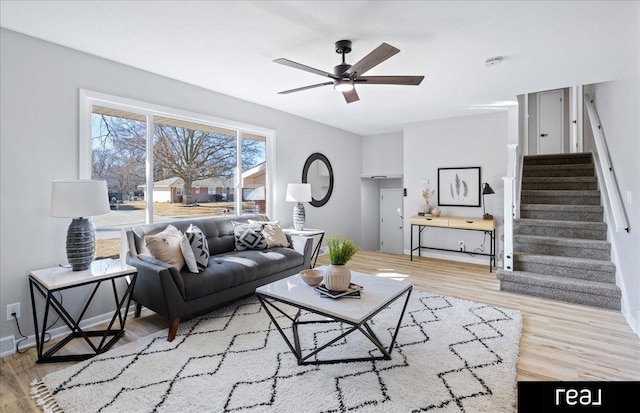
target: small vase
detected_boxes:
[324,264,351,291]
[423,202,431,214]
[431,207,441,217]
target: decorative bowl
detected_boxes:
[299,269,324,286]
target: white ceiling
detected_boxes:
[1,1,638,135]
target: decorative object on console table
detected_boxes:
[437,167,481,207]
[482,182,495,220]
[50,180,110,271]
[325,235,359,291]
[286,183,311,231]
[431,207,441,217]
[421,178,436,215]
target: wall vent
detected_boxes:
[0,335,15,357]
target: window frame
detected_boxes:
[79,89,276,222]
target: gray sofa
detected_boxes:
[124,214,313,341]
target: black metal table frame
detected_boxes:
[410,224,496,272]
[256,286,412,365]
[29,271,137,363]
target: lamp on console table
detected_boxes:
[481,182,495,220]
[50,180,110,271]
[286,183,312,231]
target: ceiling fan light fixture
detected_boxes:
[334,79,354,92]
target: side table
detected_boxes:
[283,228,325,268]
[29,258,137,363]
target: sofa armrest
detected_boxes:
[289,236,315,269]
[126,253,186,317]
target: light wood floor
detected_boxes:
[2,251,639,412]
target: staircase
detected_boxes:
[497,152,621,310]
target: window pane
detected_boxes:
[91,106,147,258]
[241,133,267,214]
[149,116,238,220]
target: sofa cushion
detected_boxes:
[180,247,305,301]
[186,224,210,271]
[144,225,185,271]
[234,222,268,250]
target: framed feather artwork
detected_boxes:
[437,167,481,207]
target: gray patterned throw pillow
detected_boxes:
[234,222,268,251]
[186,224,209,271]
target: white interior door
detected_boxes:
[380,189,403,254]
[537,89,564,154]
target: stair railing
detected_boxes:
[584,94,630,233]
[502,143,519,271]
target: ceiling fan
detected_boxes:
[274,40,425,103]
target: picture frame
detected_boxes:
[437,167,481,207]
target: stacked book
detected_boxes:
[314,283,364,299]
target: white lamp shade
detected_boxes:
[286,183,312,202]
[50,180,110,218]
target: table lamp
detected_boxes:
[50,180,110,270]
[286,183,311,231]
[482,182,495,220]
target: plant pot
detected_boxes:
[324,264,351,291]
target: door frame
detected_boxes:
[536,89,565,155]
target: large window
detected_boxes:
[82,91,274,258]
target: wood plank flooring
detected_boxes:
[2,251,639,412]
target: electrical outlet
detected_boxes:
[458,241,465,252]
[6,303,20,321]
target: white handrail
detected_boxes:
[584,94,630,233]
[502,143,519,271]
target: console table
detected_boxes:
[410,215,496,272]
[29,259,137,363]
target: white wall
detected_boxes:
[362,132,403,177]
[403,112,509,265]
[0,29,362,341]
[360,132,404,251]
[591,76,640,334]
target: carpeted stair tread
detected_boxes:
[514,234,610,249]
[513,252,616,272]
[496,270,621,297]
[522,177,597,183]
[514,218,606,231]
[522,163,595,177]
[520,204,603,213]
[514,218,607,240]
[523,153,593,165]
[496,270,621,310]
[521,189,600,197]
[521,176,598,190]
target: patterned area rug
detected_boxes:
[32,291,522,412]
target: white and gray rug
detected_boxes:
[32,291,522,413]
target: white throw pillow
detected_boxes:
[261,223,290,248]
[180,233,199,273]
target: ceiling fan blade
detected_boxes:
[277,82,333,94]
[342,88,360,104]
[273,58,337,79]
[344,43,400,77]
[356,75,425,85]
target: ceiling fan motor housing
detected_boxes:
[333,63,352,77]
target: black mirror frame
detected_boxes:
[302,152,334,207]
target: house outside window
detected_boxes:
[82,91,274,258]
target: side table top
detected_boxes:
[29,258,136,291]
[282,228,324,235]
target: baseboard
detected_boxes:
[402,249,492,267]
[0,308,135,358]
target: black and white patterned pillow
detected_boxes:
[186,224,210,271]
[234,222,267,251]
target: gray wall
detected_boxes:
[591,77,640,334]
[403,112,509,265]
[0,29,363,340]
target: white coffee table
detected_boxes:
[255,269,412,365]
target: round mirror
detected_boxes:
[302,153,333,207]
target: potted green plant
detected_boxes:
[325,235,359,291]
